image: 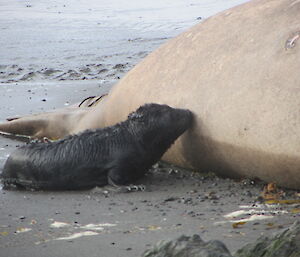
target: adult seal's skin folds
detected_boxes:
[1,104,193,190]
[0,0,300,189]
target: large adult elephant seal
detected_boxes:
[1,0,300,188]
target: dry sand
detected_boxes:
[0,1,299,256]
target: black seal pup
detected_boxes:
[1,103,193,190]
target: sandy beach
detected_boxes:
[0,0,299,256]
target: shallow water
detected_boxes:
[0,0,249,83]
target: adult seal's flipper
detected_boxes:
[0,95,108,140]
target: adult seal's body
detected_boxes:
[0,0,300,189]
[1,104,193,190]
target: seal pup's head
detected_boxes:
[127,103,193,153]
[106,103,193,185]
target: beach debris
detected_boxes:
[30,219,37,225]
[54,231,99,241]
[291,208,300,214]
[50,221,71,228]
[232,222,246,229]
[79,223,116,231]
[215,203,289,226]
[215,213,274,226]
[261,183,283,200]
[260,183,300,204]
[265,199,300,205]
[34,222,117,244]
[15,227,32,234]
[147,225,161,231]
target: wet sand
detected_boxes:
[0,0,299,256]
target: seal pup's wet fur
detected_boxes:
[1,103,193,190]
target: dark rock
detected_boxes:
[141,222,300,257]
[164,196,179,202]
[235,221,300,257]
[141,234,232,257]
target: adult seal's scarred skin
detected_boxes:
[0,0,300,189]
[1,104,193,190]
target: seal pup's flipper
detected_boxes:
[107,176,146,193]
